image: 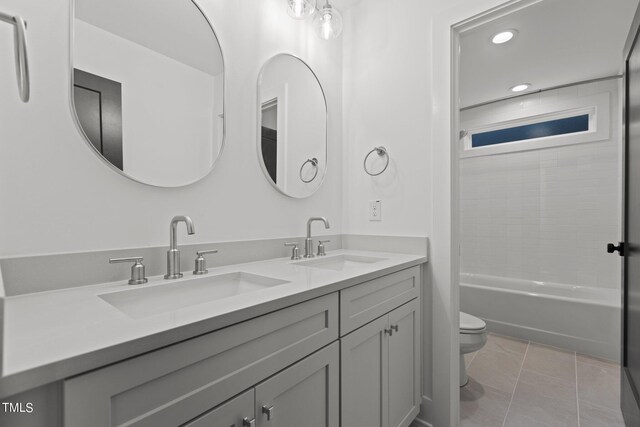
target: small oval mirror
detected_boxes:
[71,0,224,187]
[257,54,327,198]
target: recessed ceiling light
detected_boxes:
[510,83,531,93]
[491,30,517,45]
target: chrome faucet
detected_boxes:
[305,217,330,258]
[165,215,195,279]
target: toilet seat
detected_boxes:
[460,312,486,334]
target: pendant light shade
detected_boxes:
[313,2,343,40]
[287,0,317,19]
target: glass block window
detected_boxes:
[471,114,590,148]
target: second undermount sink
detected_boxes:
[99,272,289,319]
[295,254,387,271]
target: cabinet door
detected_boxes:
[388,299,420,427]
[184,389,254,427]
[255,342,339,427]
[340,315,389,427]
[64,294,337,427]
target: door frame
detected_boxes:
[445,0,545,425]
[622,5,640,423]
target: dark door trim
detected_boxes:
[622,5,640,424]
[73,68,124,171]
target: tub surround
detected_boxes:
[0,248,426,399]
[460,273,620,360]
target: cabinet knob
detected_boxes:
[384,328,393,336]
[243,417,256,427]
[261,405,274,421]
[391,324,399,333]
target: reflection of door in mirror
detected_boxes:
[73,68,123,170]
[71,0,225,187]
[261,99,278,183]
[257,54,327,198]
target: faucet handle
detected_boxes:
[317,240,331,256]
[109,257,148,285]
[193,250,218,275]
[284,242,301,260]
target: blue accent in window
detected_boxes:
[471,114,590,148]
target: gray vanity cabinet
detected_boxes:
[340,315,389,427]
[184,342,340,427]
[63,294,338,427]
[59,266,421,427]
[388,300,421,427]
[183,389,254,427]
[340,299,420,427]
[255,342,339,427]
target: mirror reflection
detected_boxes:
[72,0,224,187]
[258,54,327,198]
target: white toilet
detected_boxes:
[459,312,488,387]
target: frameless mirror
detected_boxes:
[257,54,327,198]
[71,0,224,187]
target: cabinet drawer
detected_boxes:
[64,293,338,427]
[184,389,254,427]
[340,266,419,335]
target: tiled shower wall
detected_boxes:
[460,79,622,289]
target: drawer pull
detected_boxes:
[243,417,256,427]
[262,405,275,421]
[384,328,393,336]
[391,324,399,333]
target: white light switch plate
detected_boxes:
[369,200,382,221]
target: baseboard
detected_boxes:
[485,318,618,361]
[411,417,432,427]
[411,395,433,427]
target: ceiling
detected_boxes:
[75,0,223,76]
[459,0,639,108]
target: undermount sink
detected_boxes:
[99,272,289,319]
[294,254,387,271]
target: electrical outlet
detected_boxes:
[369,200,382,221]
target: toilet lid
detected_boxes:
[460,312,486,331]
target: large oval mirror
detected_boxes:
[257,54,327,198]
[71,0,224,187]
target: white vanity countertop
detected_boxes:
[0,249,425,398]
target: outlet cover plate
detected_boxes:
[369,200,382,221]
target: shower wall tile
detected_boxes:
[460,79,622,289]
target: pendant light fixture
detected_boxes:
[287,0,317,20]
[313,1,343,40]
[286,0,343,40]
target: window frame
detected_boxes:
[460,92,610,158]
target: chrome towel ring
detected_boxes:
[0,11,29,103]
[364,146,389,176]
[300,157,319,183]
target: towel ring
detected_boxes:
[0,11,29,103]
[300,158,319,183]
[364,146,389,176]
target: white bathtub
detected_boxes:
[460,273,621,361]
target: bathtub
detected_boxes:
[460,273,621,361]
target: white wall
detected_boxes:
[342,1,431,237]
[75,20,217,186]
[342,1,523,425]
[460,79,622,289]
[0,0,343,257]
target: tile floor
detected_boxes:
[460,333,624,427]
